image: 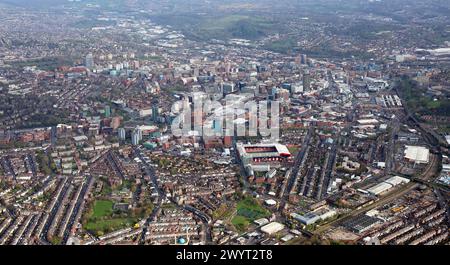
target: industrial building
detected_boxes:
[291,212,320,225]
[260,222,285,235]
[290,208,337,225]
[404,145,430,164]
[343,214,382,234]
[365,176,410,196]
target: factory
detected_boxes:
[260,222,285,235]
[290,208,337,225]
[364,176,410,196]
[404,145,430,164]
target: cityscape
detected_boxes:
[0,0,449,248]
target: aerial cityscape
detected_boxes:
[0,0,449,247]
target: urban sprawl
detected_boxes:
[0,0,449,246]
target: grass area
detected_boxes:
[426,100,442,109]
[212,204,235,220]
[231,196,270,232]
[288,146,300,155]
[231,215,250,232]
[85,218,136,236]
[84,199,137,236]
[91,200,114,218]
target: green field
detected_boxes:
[85,218,135,235]
[231,196,270,232]
[231,216,249,232]
[91,200,114,218]
[84,199,137,236]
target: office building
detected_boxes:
[303,69,311,92]
[85,53,94,69]
[118,128,126,140]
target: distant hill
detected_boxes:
[151,14,281,41]
[0,0,137,9]
[0,0,64,8]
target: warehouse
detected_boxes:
[365,176,410,196]
[291,208,337,225]
[291,212,320,225]
[260,222,285,235]
[384,176,410,186]
[366,182,393,196]
[404,145,430,164]
[343,214,382,234]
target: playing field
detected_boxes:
[91,200,114,218]
[85,199,136,236]
[85,218,135,234]
[232,196,270,232]
[231,215,249,232]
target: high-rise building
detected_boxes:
[135,127,143,141]
[85,53,94,69]
[104,105,111,118]
[221,82,237,96]
[301,54,308,65]
[132,130,140,146]
[118,128,126,140]
[303,69,311,92]
[152,105,159,122]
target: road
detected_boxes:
[134,147,164,244]
[134,147,213,245]
[280,127,314,209]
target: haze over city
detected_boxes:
[0,0,448,249]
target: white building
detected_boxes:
[260,222,285,235]
[264,199,277,206]
[365,176,410,196]
[404,146,430,164]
